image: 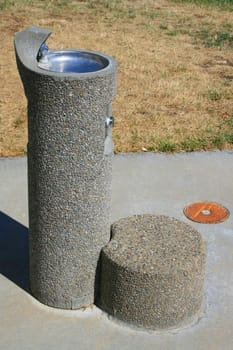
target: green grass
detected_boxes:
[196,30,233,48]
[129,128,233,153]
[0,0,13,9]
[172,0,233,10]
[140,132,233,153]
[157,140,177,152]
[204,89,223,101]
[145,115,233,152]
[166,30,178,36]
[224,115,233,128]
[1,0,231,12]
[131,129,141,146]
[143,10,160,19]
[225,134,233,144]
[160,23,169,30]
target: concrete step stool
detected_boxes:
[98,214,206,331]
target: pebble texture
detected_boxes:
[14,27,117,309]
[99,215,206,330]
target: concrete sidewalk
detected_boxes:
[0,152,233,349]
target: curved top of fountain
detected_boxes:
[14,26,116,79]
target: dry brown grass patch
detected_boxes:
[0,0,233,156]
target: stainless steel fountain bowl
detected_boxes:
[37,50,110,73]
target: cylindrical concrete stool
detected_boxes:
[14,26,117,309]
[99,215,206,330]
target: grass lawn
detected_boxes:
[0,0,233,156]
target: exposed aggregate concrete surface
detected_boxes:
[14,26,117,309]
[99,214,207,330]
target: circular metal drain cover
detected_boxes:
[184,201,230,224]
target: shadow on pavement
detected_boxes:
[0,211,29,292]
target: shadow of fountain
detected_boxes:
[0,211,29,292]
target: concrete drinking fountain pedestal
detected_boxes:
[14,26,117,309]
[14,27,207,327]
[99,215,206,330]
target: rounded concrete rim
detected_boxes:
[14,26,117,80]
